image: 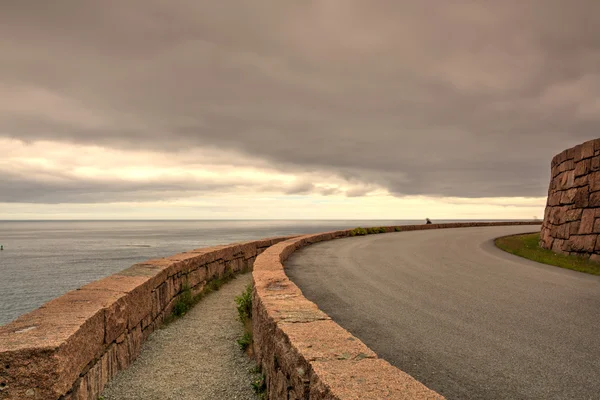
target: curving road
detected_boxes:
[285,226,600,400]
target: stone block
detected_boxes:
[550,206,571,225]
[578,209,596,234]
[188,266,207,288]
[565,208,583,222]
[574,174,589,187]
[574,159,591,176]
[124,283,153,331]
[310,358,443,400]
[207,260,226,280]
[546,191,561,206]
[556,170,575,190]
[592,157,600,172]
[150,279,173,320]
[574,186,590,208]
[0,288,118,398]
[551,239,565,253]
[569,221,581,235]
[570,235,597,253]
[553,150,568,166]
[594,219,600,234]
[578,140,595,160]
[590,192,600,207]
[280,320,377,363]
[590,172,600,192]
[83,275,151,345]
[559,188,578,205]
[554,223,570,240]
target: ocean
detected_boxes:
[0,219,509,326]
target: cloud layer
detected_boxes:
[1,1,599,205]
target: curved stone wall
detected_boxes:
[252,221,540,399]
[0,236,292,400]
[540,138,600,258]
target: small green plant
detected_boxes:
[237,331,252,351]
[249,365,261,374]
[235,284,253,322]
[366,226,386,234]
[173,283,193,317]
[251,373,267,398]
[350,227,368,236]
[206,269,235,293]
[395,226,402,232]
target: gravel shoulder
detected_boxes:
[102,273,257,400]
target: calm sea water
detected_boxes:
[0,219,511,326]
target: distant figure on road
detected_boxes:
[425,218,432,225]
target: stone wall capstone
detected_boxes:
[540,138,600,259]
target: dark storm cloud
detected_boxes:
[2,0,600,200]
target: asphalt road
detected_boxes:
[285,226,600,400]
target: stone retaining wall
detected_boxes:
[252,222,541,400]
[0,236,292,400]
[540,138,600,259]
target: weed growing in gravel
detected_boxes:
[237,331,252,351]
[165,268,241,325]
[249,365,261,374]
[251,373,267,399]
[235,284,253,322]
[206,269,235,293]
[235,283,255,356]
[173,283,193,317]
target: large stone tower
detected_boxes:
[540,138,600,259]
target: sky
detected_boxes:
[1,1,599,220]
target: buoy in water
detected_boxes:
[0,245,3,251]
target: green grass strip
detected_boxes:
[495,233,600,276]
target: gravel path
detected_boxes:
[102,273,258,400]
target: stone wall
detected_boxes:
[252,221,540,400]
[0,236,292,400]
[540,138,600,259]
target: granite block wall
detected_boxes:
[540,138,600,259]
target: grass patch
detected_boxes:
[236,284,264,397]
[162,267,243,326]
[235,284,253,323]
[237,331,252,351]
[173,283,193,317]
[366,226,386,234]
[349,227,368,236]
[350,226,388,236]
[495,233,600,276]
[251,372,266,399]
[235,284,254,352]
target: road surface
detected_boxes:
[285,226,600,400]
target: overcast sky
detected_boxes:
[1,1,599,219]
